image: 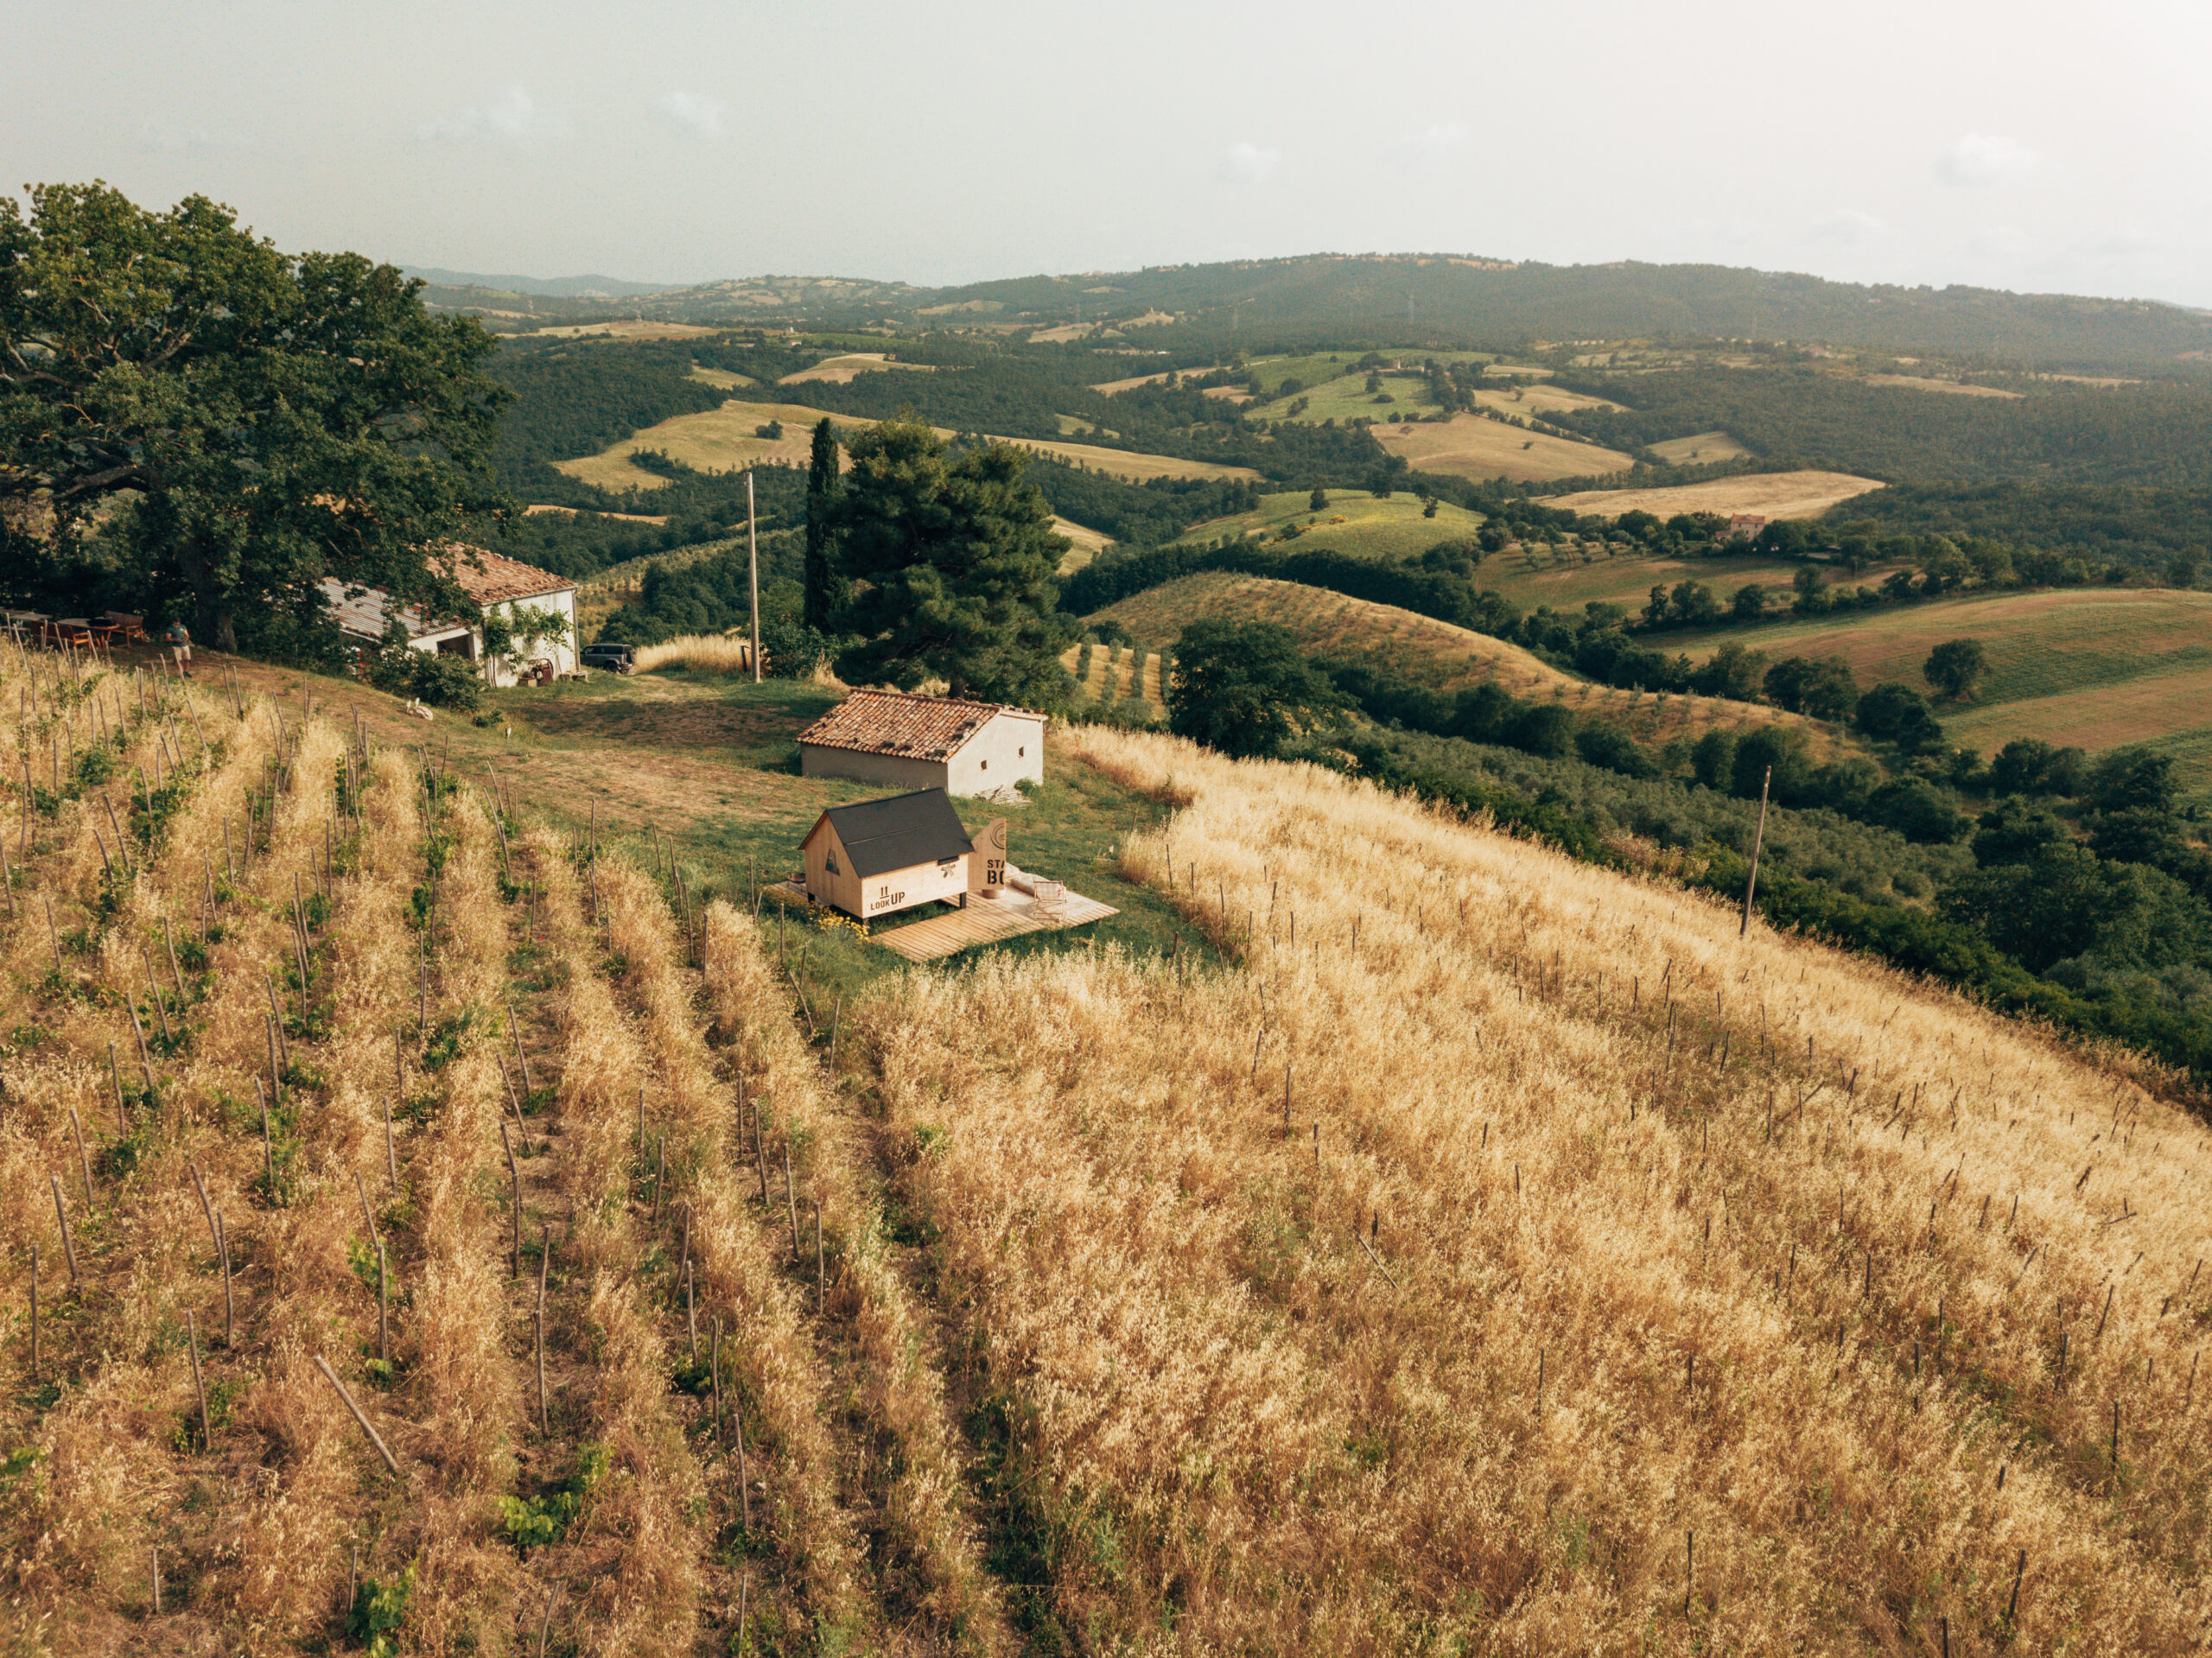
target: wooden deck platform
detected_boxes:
[875,890,1118,961]
[766,879,1117,962]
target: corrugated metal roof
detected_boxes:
[806,788,971,879]
[797,689,1042,762]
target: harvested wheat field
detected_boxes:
[1550,470,1887,521]
[992,436,1260,484]
[776,353,929,386]
[855,721,2212,1653]
[1859,374,2023,399]
[554,399,874,490]
[1090,572,1848,754]
[1644,430,1750,466]
[1372,413,1634,484]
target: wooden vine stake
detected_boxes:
[49,1175,79,1283]
[312,1354,400,1476]
[500,1120,523,1279]
[1740,765,1772,936]
[536,1223,550,1435]
[187,1311,211,1450]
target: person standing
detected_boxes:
[164,617,193,676]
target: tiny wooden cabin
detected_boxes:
[801,789,976,921]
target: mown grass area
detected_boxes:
[490,676,1217,1010]
[1175,487,1487,557]
[1668,586,2212,797]
[1243,346,1492,403]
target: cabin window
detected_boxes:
[825,850,840,875]
[1018,746,1025,757]
[981,759,988,771]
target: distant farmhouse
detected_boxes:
[797,689,1045,801]
[321,548,579,688]
[1726,514,1768,541]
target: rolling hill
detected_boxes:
[1669,586,2212,797]
[433,256,2212,370]
[1088,571,1850,755]
[10,629,2208,1654]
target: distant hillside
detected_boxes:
[404,267,690,299]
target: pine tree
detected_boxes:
[830,420,1073,705]
[803,417,842,631]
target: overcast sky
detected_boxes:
[14,0,2210,304]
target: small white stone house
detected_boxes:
[321,548,579,688]
[797,689,1046,801]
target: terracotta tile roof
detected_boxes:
[798,689,1041,761]
[434,545,575,607]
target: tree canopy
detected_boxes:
[829,418,1071,705]
[1166,618,1341,759]
[1923,637,1989,701]
[1,181,509,651]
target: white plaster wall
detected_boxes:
[945,713,1046,798]
[481,590,580,688]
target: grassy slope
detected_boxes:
[1375,413,1636,483]
[1669,586,2212,797]
[853,720,2212,1653]
[19,643,2207,1650]
[1547,470,1890,520]
[1089,571,1849,755]
[1175,487,1487,557]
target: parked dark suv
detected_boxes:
[580,642,634,675]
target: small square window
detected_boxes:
[1018,746,1025,757]
[981,759,988,770]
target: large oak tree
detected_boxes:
[1,181,510,650]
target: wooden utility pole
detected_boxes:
[1740,765,1771,937]
[747,470,762,684]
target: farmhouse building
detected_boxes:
[800,788,976,921]
[321,548,579,688]
[797,689,1045,800]
[1726,514,1768,541]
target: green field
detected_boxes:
[1241,347,1493,402]
[1668,587,2212,797]
[1170,491,1891,620]
[1174,488,1486,558]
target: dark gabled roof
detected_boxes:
[805,789,971,879]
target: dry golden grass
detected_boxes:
[554,400,873,490]
[1645,430,1751,466]
[701,899,1014,1648]
[1549,469,1888,521]
[1371,412,1635,484]
[852,721,2212,1653]
[632,634,760,676]
[1859,374,2023,399]
[1052,516,1112,572]
[991,437,1260,484]
[778,353,930,386]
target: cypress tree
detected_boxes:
[803,417,842,631]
